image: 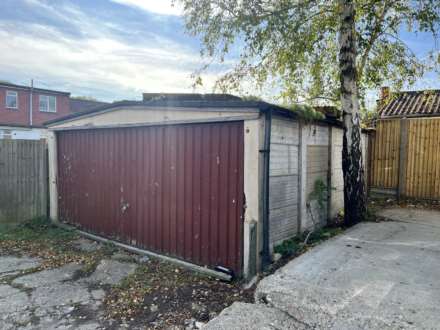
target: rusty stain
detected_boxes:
[57,121,244,274]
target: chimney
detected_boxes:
[380,86,390,100]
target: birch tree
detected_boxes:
[339,0,365,225]
[178,0,440,225]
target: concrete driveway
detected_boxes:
[207,208,440,329]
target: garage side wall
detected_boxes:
[268,119,346,253]
[301,124,330,231]
[268,117,300,248]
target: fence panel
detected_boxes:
[369,119,401,190]
[0,139,47,225]
[405,118,440,199]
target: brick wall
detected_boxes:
[0,86,71,126]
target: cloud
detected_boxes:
[0,1,223,101]
[110,0,183,16]
[0,23,221,100]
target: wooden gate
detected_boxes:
[369,118,440,199]
[57,122,245,274]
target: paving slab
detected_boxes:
[204,302,307,330]
[13,262,82,288]
[83,259,137,285]
[0,276,97,328]
[0,256,41,277]
[0,255,137,329]
[73,238,102,252]
[31,282,92,307]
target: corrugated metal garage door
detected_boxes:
[57,121,244,274]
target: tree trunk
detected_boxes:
[338,0,366,226]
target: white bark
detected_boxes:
[339,0,366,225]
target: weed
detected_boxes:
[101,242,118,256]
[274,227,343,258]
[289,104,325,122]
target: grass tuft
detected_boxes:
[0,217,76,242]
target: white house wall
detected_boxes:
[0,126,48,140]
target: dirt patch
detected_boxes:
[104,259,254,329]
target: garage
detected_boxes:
[56,121,244,275]
[46,94,355,280]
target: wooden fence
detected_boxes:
[0,139,48,225]
[369,117,440,199]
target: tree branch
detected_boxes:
[357,1,390,80]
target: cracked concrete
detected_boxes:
[205,208,440,329]
[0,247,139,329]
[81,259,137,286]
[12,263,82,288]
[204,302,307,330]
[73,238,101,253]
[0,256,41,280]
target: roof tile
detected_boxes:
[378,90,440,118]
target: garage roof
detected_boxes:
[45,95,342,127]
[45,98,295,125]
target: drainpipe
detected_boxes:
[260,108,272,268]
[29,79,33,126]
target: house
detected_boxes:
[0,82,71,140]
[45,93,368,280]
[0,82,108,140]
[369,87,440,199]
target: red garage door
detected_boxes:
[57,121,244,274]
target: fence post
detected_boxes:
[398,118,408,199]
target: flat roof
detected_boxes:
[45,97,343,128]
[45,99,294,124]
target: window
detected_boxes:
[6,91,18,109]
[39,95,57,113]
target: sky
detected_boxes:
[0,0,438,106]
